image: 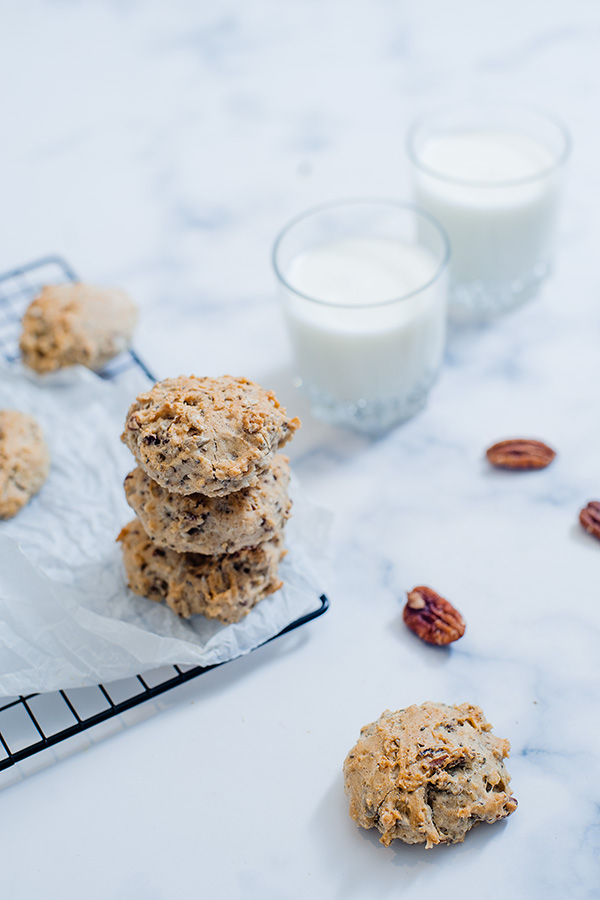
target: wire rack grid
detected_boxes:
[0,256,328,774]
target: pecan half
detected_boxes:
[580,501,600,541]
[403,586,465,646]
[486,439,556,471]
[429,754,449,767]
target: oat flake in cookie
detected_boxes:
[118,518,286,623]
[124,454,291,555]
[122,375,300,496]
[0,410,50,519]
[343,702,517,849]
[20,283,137,374]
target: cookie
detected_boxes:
[0,410,50,519]
[121,375,300,496]
[124,454,291,555]
[20,282,137,374]
[118,517,286,623]
[343,702,517,848]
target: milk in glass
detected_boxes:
[414,130,559,290]
[284,236,445,410]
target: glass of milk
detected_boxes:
[272,200,449,434]
[407,105,570,321]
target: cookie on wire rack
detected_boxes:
[0,409,50,519]
[118,517,286,623]
[20,282,137,373]
[124,454,291,555]
[121,375,300,497]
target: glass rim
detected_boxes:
[272,198,450,310]
[406,103,571,188]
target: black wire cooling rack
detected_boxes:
[0,256,329,774]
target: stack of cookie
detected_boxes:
[118,375,300,624]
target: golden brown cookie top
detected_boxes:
[344,702,516,848]
[121,375,300,496]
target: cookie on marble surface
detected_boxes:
[124,454,291,555]
[20,283,137,374]
[343,702,517,848]
[118,517,286,623]
[0,410,50,519]
[121,375,300,496]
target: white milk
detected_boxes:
[283,236,445,410]
[412,130,560,296]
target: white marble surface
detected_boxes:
[1,1,600,897]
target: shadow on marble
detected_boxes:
[388,612,457,669]
[259,363,418,474]
[569,520,600,549]
[309,771,512,899]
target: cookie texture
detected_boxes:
[343,702,517,848]
[20,282,137,373]
[124,454,291,555]
[118,517,286,623]
[0,410,50,519]
[121,375,300,496]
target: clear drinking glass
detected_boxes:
[272,200,449,435]
[407,105,570,322]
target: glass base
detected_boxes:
[449,262,550,323]
[299,370,439,435]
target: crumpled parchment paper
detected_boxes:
[0,361,330,696]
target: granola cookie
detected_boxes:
[0,410,50,519]
[20,282,137,373]
[124,454,291,555]
[118,517,286,623]
[121,375,300,496]
[343,702,517,848]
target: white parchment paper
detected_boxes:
[0,362,330,696]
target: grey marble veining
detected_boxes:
[1,1,600,898]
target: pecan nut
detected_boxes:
[403,586,465,646]
[580,501,600,541]
[486,439,556,471]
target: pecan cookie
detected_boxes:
[0,410,50,519]
[20,283,137,373]
[118,517,286,623]
[121,375,300,496]
[124,454,291,555]
[344,702,517,848]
